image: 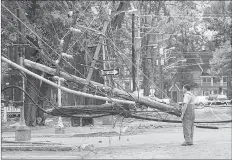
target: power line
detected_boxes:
[2,55,105,119]
[106,35,173,100]
[139,14,231,19]
[1,15,127,111]
[108,24,141,102]
[4,5,141,108]
[1,7,99,89]
[1,6,137,114]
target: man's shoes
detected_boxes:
[181,142,193,146]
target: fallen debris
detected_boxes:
[196,125,219,129]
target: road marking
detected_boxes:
[210,108,222,121]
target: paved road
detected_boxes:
[2,127,231,159]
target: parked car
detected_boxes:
[194,96,209,106]
[208,94,230,105]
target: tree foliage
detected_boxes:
[209,41,231,76]
[2,1,231,126]
[202,1,232,77]
[203,1,232,47]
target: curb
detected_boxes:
[2,141,73,151]
[2,144,73,151]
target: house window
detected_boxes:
[223,77,227,82]
[213,78,220,83]
[202,77,211,82]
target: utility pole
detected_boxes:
[228,51,232,99]
[134,13,141,91]
[15,8,31,142]
[159,50,164,99]
[53,76,65,133]
[102,42,114,125]
[159,58,161,99]
[102,40,108,92]
[17,9,26,127]
[132,13,136,91]
[151,44,158,97]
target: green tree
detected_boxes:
[203,1,232,47]
[209,41,231,76]
[203,1,232,98]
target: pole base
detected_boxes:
[15,126,31,142]
[55,127,65,134]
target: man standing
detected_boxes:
[181,84,195,146]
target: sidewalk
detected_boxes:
[2,127,231,156]
[2,112,231,152]
[1,121,182,151]
[1,119,183,138]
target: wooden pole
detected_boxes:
[2,56,135,105]
[159,55,163,99]
[17,8,26,127]
[135,15,141,91]
[228,49,232,99]
[53,76,65,133]
[15,8,31,142]
[102,39,108,104]
[132,13,136,91]
[21,59,181,116]
[82,21,109,96]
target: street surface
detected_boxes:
[1,106,231,159]
[2,126,231,159]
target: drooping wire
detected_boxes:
[107,36,171,99]
[1,6,139,112]
[1,14,130,115]
[2,3,178,117]
[2,54,112,118]
[1,14,126,108]
[107,24,140,103]
[2,4,138,106]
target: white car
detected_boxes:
[194,96,209,106]
[178,96,208,107]
[208,95,230,105]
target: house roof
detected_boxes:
[200,72,211,76]
[183,51,213,72]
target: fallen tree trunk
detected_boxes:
[23,58,181,117]
[3,57,135,105]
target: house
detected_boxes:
[169,84,183,103]
[169,50,228,102]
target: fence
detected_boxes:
[1,104,20,121]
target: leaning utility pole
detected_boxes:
[4,56,181,117]
[81,21,108,104]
